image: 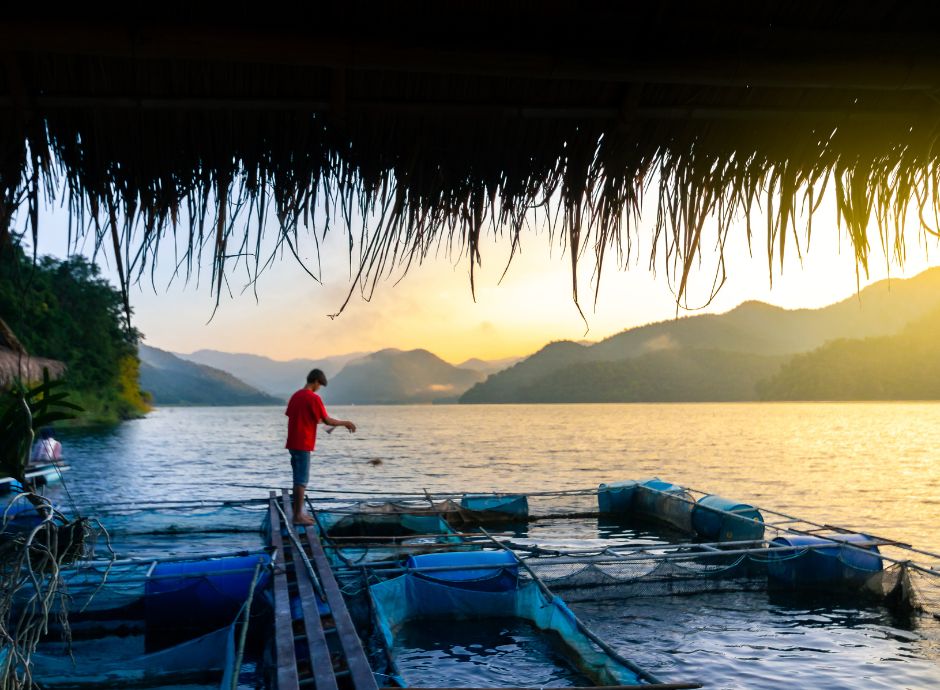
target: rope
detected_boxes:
[231,557,265,690]
[479,527,670,687]
[272,497,326,601]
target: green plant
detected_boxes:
[0,370,81,490]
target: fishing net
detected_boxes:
[525,553,766,602]
[313,509,476,568]
[370,574,646,687]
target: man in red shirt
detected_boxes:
[285,368,356,525]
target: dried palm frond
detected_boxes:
[0,6,938,317]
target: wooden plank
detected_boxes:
[268,492,300,690]
[304,515,379,690]
[280,490,339,690]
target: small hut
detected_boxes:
[0,318,65,388]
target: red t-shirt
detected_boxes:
[285,389,328,451]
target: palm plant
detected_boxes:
[0,370,80,494]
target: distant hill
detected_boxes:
[758,307,940,400]
[461,268,940,403]
[179,349,366,398]
[457,356,525,377]
[326,349,485,404]
[501,349,787,403]
[139,345,280,406]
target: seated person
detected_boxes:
[29,427,63,464]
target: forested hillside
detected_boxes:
[758,308,940,400]
[0,247,150,423]
[140,345,280,405]
[464,349,786,403]
[462,269,940,403]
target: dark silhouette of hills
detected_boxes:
[325,349,485,404]
[139,345,280,406]
[461,268,940,403]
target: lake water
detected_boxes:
[54,403,940,690]
[393,618,592,688]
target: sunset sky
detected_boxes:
[30,189,940,364]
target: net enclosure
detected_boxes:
[4,2,940,311]
[311,481,940,619]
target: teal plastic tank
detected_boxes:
[597,480,638,514]
[691,494,765,543]
[460,493,529,519]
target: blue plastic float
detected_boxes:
[692,494,765,542]
[144,553,270,643]
[597,480,638,513]
[407,550,519,592]
[767,533,884,589]
[631,478,695,533]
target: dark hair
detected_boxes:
[39,427,54,440]
[306,369,328,386]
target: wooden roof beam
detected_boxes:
[4,95,935,123]
[3,23,940,92]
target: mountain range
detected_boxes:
[142,267,940,406]
[175,348,512,404]
[460,268,940,403]
[325,349,486,404]
[180,349,366,398]
[138,345,280,405]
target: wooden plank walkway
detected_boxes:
[268,491,379,690]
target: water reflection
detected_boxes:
[48,402,940,688]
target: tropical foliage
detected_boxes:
[758,308,940,401]
[0,246,150,423]
[0,372,80,487]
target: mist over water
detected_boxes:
[56,403,940,690]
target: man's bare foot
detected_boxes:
[293,513,315,526]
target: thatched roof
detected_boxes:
[3,2,940,312]
[0,349,66,388]
[0,319,65,387]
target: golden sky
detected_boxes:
[34,191,940,364]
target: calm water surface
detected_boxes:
[55,403,940,690]
[394,619,592,688]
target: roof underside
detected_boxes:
[3,1,940,311]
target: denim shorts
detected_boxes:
[288,450,311,487]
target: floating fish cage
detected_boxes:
[370,550,658,687]
[2,480,938,690]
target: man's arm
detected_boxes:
[323,415,356,433]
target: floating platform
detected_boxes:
[7,479,939,690]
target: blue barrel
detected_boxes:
[460,493,529,519]
[632,478,695,533]
[144,553,271,644]
[597,480,637,513]
[407,550,519,592]
[767,534,883,589]
[692,495,765,543]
